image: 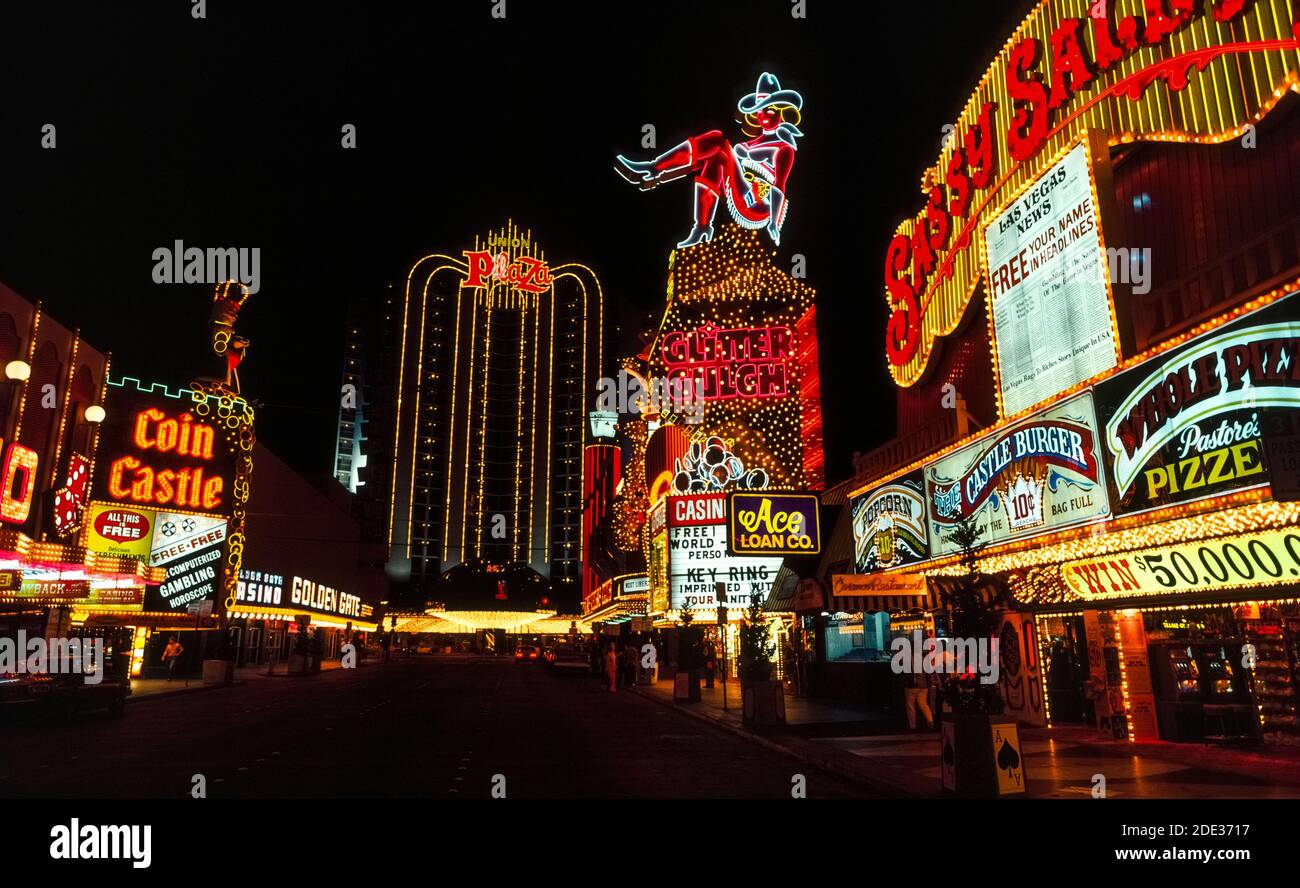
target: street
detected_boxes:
[0,658,881,799]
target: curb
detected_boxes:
[127,680,248,704]
[629,686,926,797]
[126,660,392,704]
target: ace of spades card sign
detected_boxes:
[991,723,1025,795]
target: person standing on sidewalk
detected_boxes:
[161,636,184,681]
[621,642,638,688]
[904,667,936,731]
[604,643,618,693]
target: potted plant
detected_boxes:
[738,594,786,724]
[937,516,1019,797]
[675,610,703,702]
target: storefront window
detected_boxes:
[825,612,892,663]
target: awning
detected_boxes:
[830,574,1009,615]
[763,565,798,613]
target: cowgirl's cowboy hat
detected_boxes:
[737,72,803,114]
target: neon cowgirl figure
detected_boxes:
[615,72,803,249]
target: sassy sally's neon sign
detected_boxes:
[882,0,1296,383]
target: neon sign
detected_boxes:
[0,441,38,525]
[105,407,224,510]
[462,250,552,293]
[51,453,91,537]
[882,0,1300,386]
[615,72,804,248]
[660,324,794,401]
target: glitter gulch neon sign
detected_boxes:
[660,323,794,401]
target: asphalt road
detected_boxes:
[0,657,881,798]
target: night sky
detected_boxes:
[0,1,1023,486]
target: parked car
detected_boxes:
[514,645,540,664]
[0,654,131,724]
[549,643,590,673]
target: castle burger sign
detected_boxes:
[882,0,1300,387]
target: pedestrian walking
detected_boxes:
[604,644,618,693]
[161,636,184,681]
[703,640,717,688]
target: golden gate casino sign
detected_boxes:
[882,0,1300,388]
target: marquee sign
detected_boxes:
[1096,290,1300,513]
[1061,524,1300,600]
[925,391,1110,554]
[883,0,1300,387]
[667,492,782,611]
[850,470,930,572]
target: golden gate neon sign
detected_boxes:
[882,0,1300,387]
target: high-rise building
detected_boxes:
[386,223,604,599]
[333,323,368,493]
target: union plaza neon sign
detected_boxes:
[462,250,552,293]
[106,407,226,512]
[660,323,794,401]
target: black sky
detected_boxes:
[0,0,1023,485]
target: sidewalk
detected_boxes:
[129,657,385,702]
[632,678,1300,798]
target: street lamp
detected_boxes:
[84,404,106,423]
[4,360,31,381]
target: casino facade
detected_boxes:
[386,222,605,611]
[819,0,1300,744]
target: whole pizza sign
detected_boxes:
[1096,291,1300,514]
[925,391,1110,555]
